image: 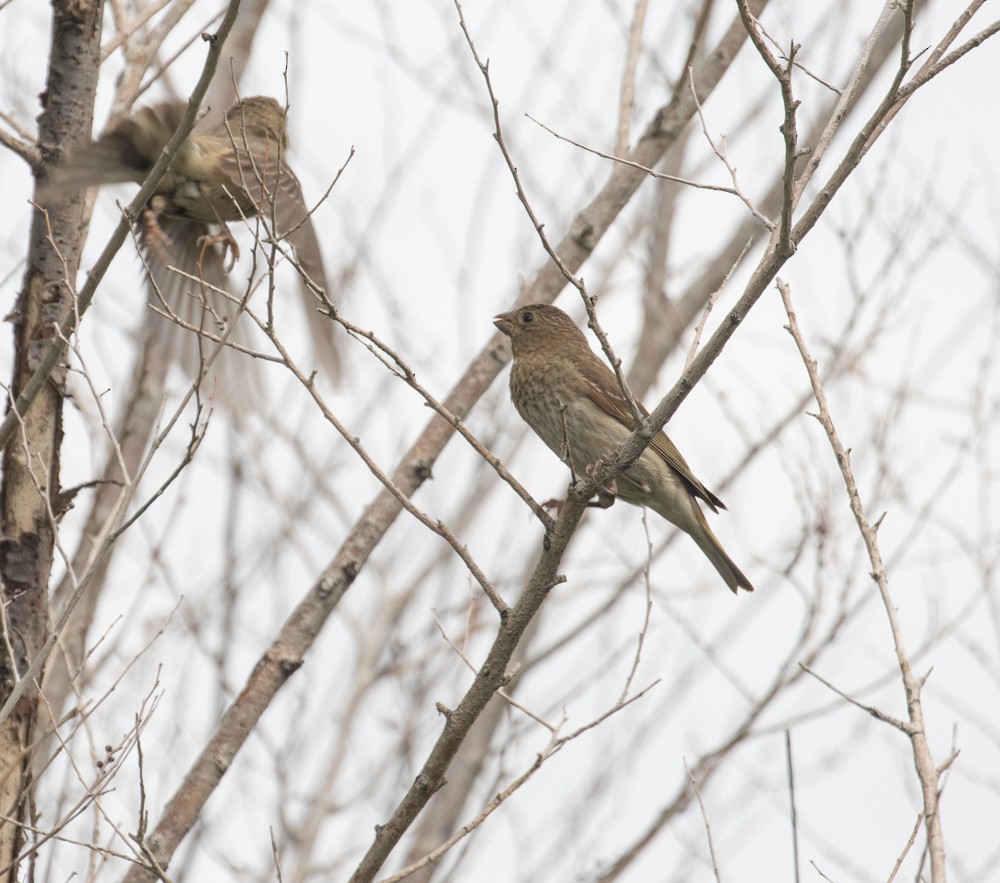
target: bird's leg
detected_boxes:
[584,461,618,509]
[589,486,617,509]
[197,223,240,273]
[140,196,175,264]
[542,464,619,515]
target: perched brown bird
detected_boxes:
[43,96,339,386]
[494,304,752,593]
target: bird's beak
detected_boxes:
[493,311,515,336]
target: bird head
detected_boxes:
[493,303,588,356]
[224,96,290,149]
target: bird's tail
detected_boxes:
[686,508,754,594]
[138,217,266,416]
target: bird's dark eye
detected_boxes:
[521,311,534,324]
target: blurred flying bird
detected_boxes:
[43,96,340,395]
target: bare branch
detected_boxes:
[779,278,948,883]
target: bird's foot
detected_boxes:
[584,462,618,509]
[541,498,565,515]
[197,225,240,273]
[141,197,175,264]
[588,485,617,509]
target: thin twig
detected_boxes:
[779,278,948,883]
[260,315,509,614]
[810,860,836,883]
[432,611,554,732]
[333,314,554,533]
[886,812,924,883]
[683,238,753,371]
[528,112,774,231]
[618,512,654,705]
[785,730,801,883]
[799,663,910,732]
[685,67,776,230]
[378,680,659,883]
[685,760,723,883]
[615,0,650,155]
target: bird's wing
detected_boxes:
[228,146,341,379]
[278,183,343,380]
[116,102,188,167]
[213,137,310,239]
[577,355,726,513]
[268,162,329,292]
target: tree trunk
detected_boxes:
[0,1,103,876]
